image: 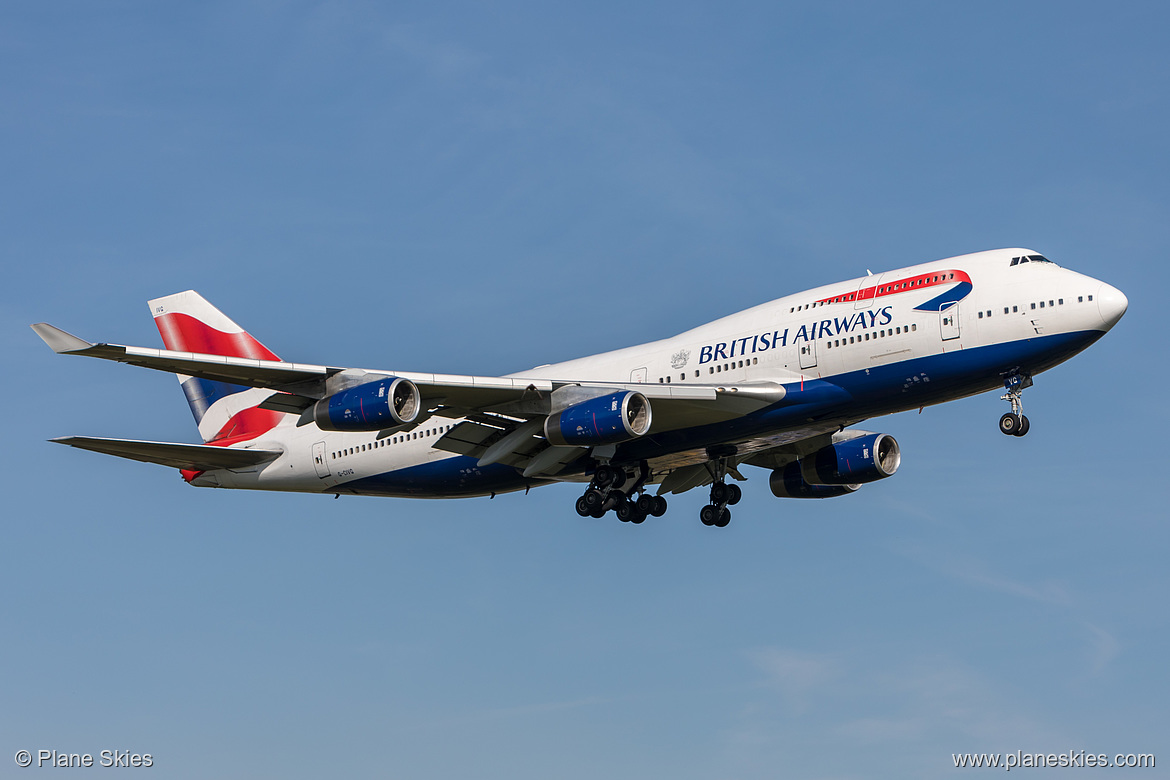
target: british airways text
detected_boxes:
[698,306,894,364]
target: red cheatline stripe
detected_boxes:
[814,269,972,307]
[154,312,280,361]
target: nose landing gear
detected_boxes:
[999,372,1033,437]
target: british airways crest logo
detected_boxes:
[671,349,690,369]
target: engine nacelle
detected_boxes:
[800,433,900,486]
[770,463,861,499]
[544,391,652,447]
[313,377,420,432]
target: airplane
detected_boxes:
[32,247,1127,527]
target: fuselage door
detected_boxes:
[312,441,330,478]
[630,366,648,383]
[940,303,960,341]
[855,274,881,309]
[799,337,817,369]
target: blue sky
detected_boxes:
[1,2,1166,777]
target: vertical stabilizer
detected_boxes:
[148,291,287,444]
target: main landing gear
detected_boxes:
[998,372,1033,437]
[699,459,741,528]
[575,461,667,524]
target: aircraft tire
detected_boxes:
[999,413,1021,435]
[575,496,592,517]
[700,505,717,526]
[710,482,729,504]
[635,494,656,515]
[1015,415,1031,437]
[650,496,668,517]
[726,484,742,505]
[714,507,731,528]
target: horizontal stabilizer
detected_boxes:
[31,323,93,353]
[50,436,281,471]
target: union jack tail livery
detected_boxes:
[148,291,287,445]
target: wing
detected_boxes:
[33,322,845,480]
[31,321,788,423]
[51,436,281,471]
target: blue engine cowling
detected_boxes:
[800,433,900,486]
[769,462,861,499]
[544,391,652,447]
[313,377,421,432]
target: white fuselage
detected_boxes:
[202,248,1125,497]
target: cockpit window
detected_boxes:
[1011,254,1055,267]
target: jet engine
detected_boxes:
[770,463,861,498]
[313,377,420,432]
[544,391,652,447]
[800,433,900,485]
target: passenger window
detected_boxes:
[695,370,700,377]
[1040,301,1045,308]
[1013,306,1018,313]
[978,311,983,319]
[911,324,917,331]
[1058,298,1064,305]
[1078,296,1083,303]
[1088,295,1093,301]
[1031,303,1036,310]
[1049,300,1054,307]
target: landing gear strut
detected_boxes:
[999,372,1033,437]
[575,461,666,523]
[700,456,741,528]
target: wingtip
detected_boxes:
[30,323,93,353]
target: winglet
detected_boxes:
[30,323,94,353]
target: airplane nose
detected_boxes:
[1096,283,1128,330]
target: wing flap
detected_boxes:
[51,436,281,471]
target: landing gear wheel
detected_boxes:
[629,510,646,525]
[575,496,592,517]
[700,505,718,526]
[714,507,731,527]
[635,494,656,515]
[710,482,730,504]
[1015,415,1030,437]
[999,412,1021,436]
[726,483,742,505]
[583,488,605,510]
[594,465,615,488]
[650,496,668,517]
[594,465,626,490]
[616,500,637,523]
[590,507,606,519]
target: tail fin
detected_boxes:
[148,291,287,445]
